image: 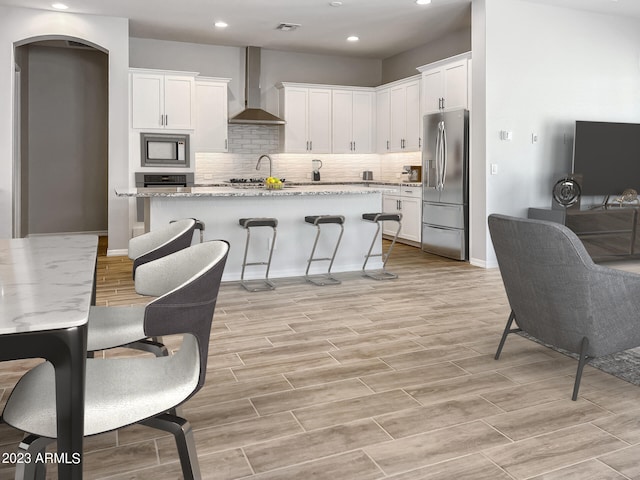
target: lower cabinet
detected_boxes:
[381,186,422,244]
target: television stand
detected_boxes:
[528,206,639,261]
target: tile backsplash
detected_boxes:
[195,124,421,184]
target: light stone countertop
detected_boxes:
[115,183,413,198]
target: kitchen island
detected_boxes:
[116,184,395,282]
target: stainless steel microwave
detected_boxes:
[140,133,190,167]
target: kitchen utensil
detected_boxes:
[312,159,323,181]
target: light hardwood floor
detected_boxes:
[1,239,640,479]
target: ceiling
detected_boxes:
[2,0,640,59]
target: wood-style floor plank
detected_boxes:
[0,238,639,479]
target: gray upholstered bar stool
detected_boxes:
[304,215,345,286]
[239,217,278,291]
[361,212,402,280]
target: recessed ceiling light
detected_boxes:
[347,35,359,42]
[416,0,432,5]
[214,21,228,28]
[329,1,343,6]
[51,2,69,9]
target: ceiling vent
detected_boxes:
[276,23,301,32]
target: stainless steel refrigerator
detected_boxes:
[421,108,469,260]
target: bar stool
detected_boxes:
[304,215,345,286]
[239,217,278,291]
[361,212,402,280]
[171,218,206,243]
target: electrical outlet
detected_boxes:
[491,164,498,175]
[531,133,538,144]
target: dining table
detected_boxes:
[0,234,98,479]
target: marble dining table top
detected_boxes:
[0,235,98,334]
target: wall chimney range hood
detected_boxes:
[229,46,285,125]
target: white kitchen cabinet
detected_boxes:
[380,185,422,243]
[192,77,230,152]
[131,69,196,130]
[376,88,391,152]
[388,77,421,152]
[332,89,374,154]
[419,54,470,114]
[277,83,331,153]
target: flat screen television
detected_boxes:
[572,120,640,197]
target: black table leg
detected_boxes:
[0,324,87,479]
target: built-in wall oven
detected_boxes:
[134,172,194,222]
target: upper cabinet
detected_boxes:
[377,76,421,153]
[332,89,375,154]
[376,88,391,152]
[277,83,332,153]
[192,77,230,152]
[130,69,196,130]
[418,53,470,114]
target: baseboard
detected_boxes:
[26,230,108,237]
[107,248,128,257]
[470,256,498,269]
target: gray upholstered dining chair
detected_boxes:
[129,218,204,277]
[2,240,229,480]
[488,213,640,400]
[87,217,205,355]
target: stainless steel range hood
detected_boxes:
[229,46,285,125]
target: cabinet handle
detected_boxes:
[419,137,421,149]
[309,140,312,151]
[165,114,168,126]
[386,140,389,150]
[160,114,164,126]
[306,141,309,151]
[225,139,228,150]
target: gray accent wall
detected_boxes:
[129,38,382,117]
[25,44,108,235]
[381,29,471,84]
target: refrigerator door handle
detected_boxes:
[436,120,447,191]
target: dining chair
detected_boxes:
[87,217,205,356]
[2,240,229,480]
[129,218,204,278]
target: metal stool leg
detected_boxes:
[362,214,401,280]
[240,221,277,291]
[305,219,344,286]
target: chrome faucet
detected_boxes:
[256,154,272,178]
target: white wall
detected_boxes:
[471,0,640,267]
[0,6,130,252]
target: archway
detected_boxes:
[13,35,108,237]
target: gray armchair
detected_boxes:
[488,214,640,400]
